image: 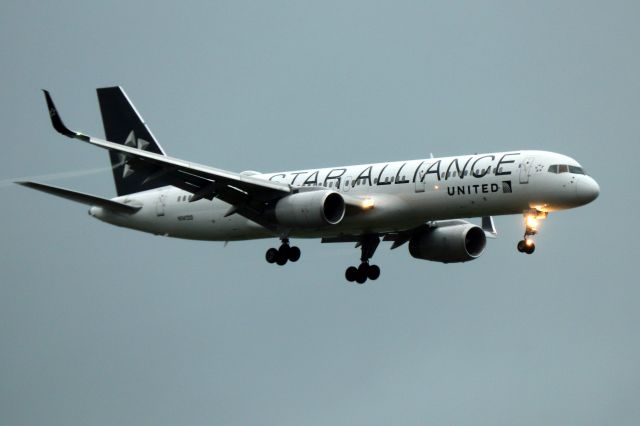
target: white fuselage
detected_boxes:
[89,150,599,241]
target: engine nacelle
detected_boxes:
[274,190,345,228]
[408,224,487,263]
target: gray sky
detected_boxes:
[1,1,639,425]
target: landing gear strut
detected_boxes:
[266,238,301,266]
[345,235,381,284]
[517,210,547,255]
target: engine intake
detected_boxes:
[275,190,345,228]
[409,224,486,263]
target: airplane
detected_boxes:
[19,87,600,284]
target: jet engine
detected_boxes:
[408,224,486,263]
[275,190,345,228]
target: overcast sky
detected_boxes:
[1,1,639,425]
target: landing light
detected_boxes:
[526,216,538,230]
[361,198,375,210]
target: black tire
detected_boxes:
[265,248,278,264]
[356,264,368,284]
[276,253,288,266]
[367,264,380,280]
[345,266,358,282]
[278,244,290,259]
[358,263,369,275]
[526,243,536,254]
[355,270,368,284]
[288,246,301,262]
[517,240,525,253]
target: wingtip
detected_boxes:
[15,181,38,189]
[42,90,76,138]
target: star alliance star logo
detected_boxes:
[119,130,151,178]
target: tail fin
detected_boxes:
[96,86,167,196]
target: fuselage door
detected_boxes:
[519,157,535,184]
[415,163,428,193]
[156,193,166,217]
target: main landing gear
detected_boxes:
[265,239,301,266]
[517,210,547,255]
[345,235,381,284]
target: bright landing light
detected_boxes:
[361,198,375,210]
[526,215,538,230]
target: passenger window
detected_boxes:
[548,165,558,173]
[559,164,569,173]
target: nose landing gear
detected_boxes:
[345,235,381,284]
[517,238,536,254]
[517,210,547,255]
[265,238,301,266]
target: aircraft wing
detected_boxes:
[44,91,291,229]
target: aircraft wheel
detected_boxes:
[367,264,381,280]
[276,254,288,266]
[517,240,526,253]
[345,266,358,282]
[525,242,536,254]
[266,248,279,264]
[355,263,368,284]
[278,244,290,258]
[288,246,301,262]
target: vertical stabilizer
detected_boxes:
[97,86,167,196]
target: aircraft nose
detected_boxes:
[576,176,600,205]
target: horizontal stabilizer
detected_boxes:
[17,181,140,214]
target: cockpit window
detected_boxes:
[569,165,585,175]
[548,164,587,175]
